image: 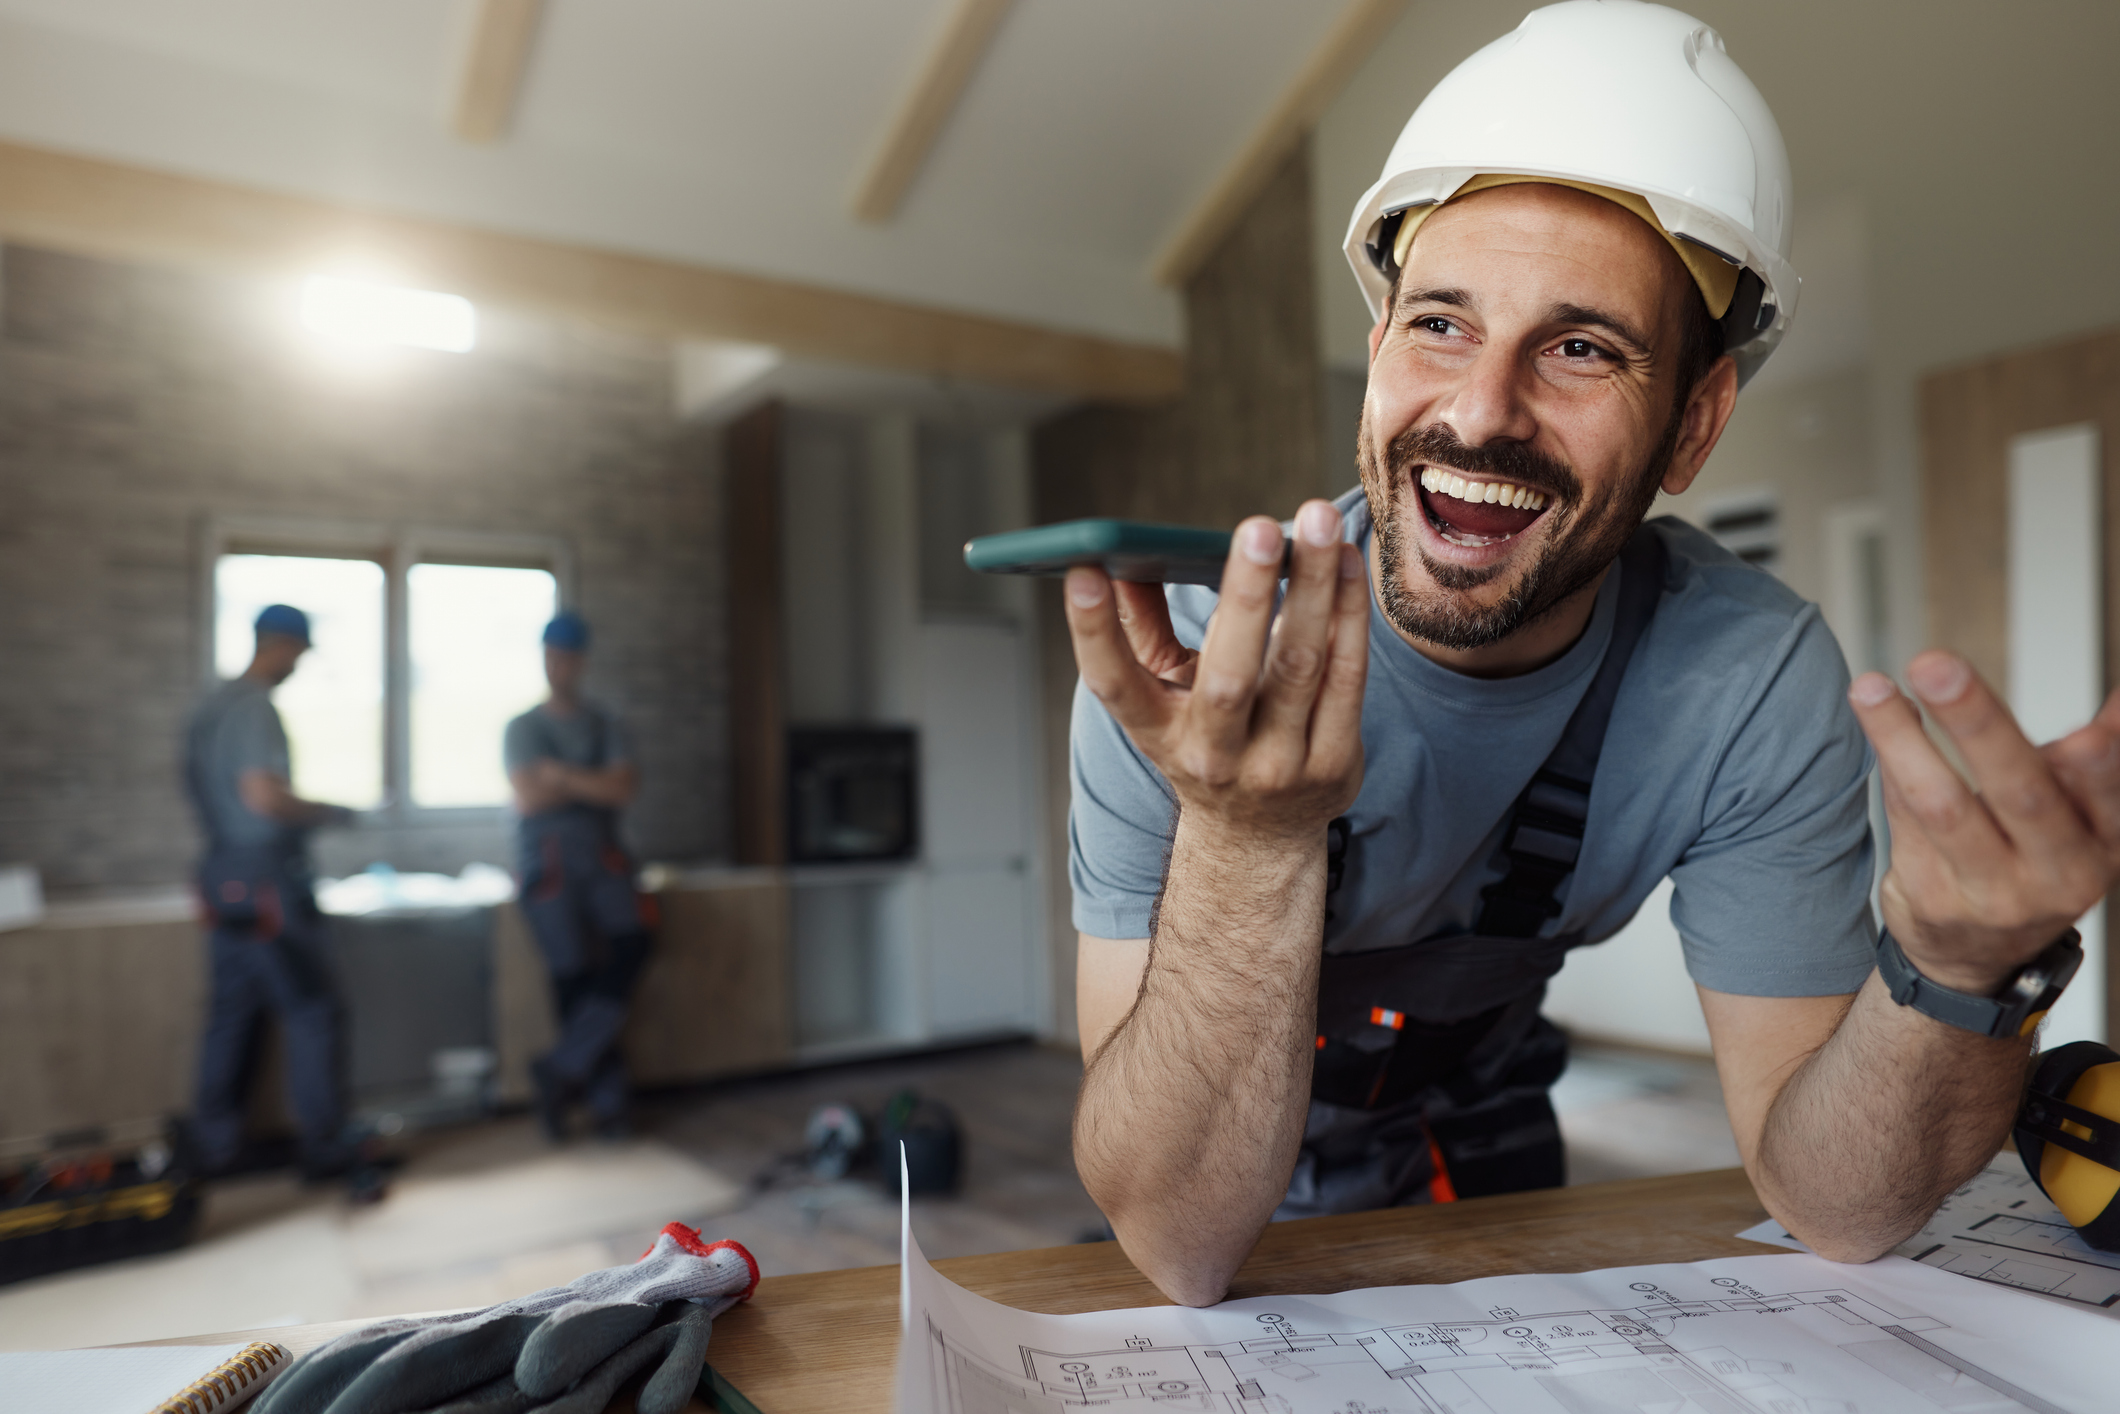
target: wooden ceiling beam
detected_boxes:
[851,0,1016,224]
[1152,0,1408,287]
[0,138,1181,403]
[452,0,547,144]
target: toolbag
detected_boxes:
[0,1116,201,1284]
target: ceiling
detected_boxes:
[0,0,1352,350]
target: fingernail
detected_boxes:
[1066,569,1104,607]
[1908,653,1972,704]
[1340,543,1364,579]
[1298,501,1339,548]
[1848,672,1897,708]
[1240,519,1282,565]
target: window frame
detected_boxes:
[200,514,574,822]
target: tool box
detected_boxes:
[0,1117,200,1284]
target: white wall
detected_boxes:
[775,406,1050,1053]
[2008,426,2106,1047]
[1544,881,1712,1054]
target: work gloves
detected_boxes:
[253,1222,758,1414]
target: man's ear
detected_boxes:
[1660,355,1740,497]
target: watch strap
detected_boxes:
[1876,927,2082,1039]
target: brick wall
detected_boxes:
[0,244,728,891]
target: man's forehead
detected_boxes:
[1402,183,1690,317]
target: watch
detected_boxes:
[1876,927,2083,1039]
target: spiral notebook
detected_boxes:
[0,1340,290,1414]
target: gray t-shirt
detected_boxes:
[1070,492,1877,999]
[504,700,632,823]
[184,677,296,852]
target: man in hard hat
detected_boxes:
[505,611,654,1142]
[186,603,363,1183]
[1065,0,2117,1305]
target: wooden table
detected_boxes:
[149,1168,1780,1413]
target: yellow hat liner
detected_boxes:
[1392,173,1742,321]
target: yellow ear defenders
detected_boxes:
[2014,1040,2120,1251]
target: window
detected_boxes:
[209,526,567,815]
[215,554,386,808]
[409,564,556,806]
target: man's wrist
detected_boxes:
[1876,927,2083,1040]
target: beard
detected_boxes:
[1356,404,1681,652]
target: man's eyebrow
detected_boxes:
[1548,302,1653,355]
[1397,286,1472,311]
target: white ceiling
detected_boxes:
[0,0,1351,349]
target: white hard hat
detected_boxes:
[1343,0,1798,387]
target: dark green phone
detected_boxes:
[963,519,1285,587]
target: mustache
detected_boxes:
[1384,424,1580,504]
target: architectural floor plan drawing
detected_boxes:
[1741,1163,2120,1315]
[896,1197,2114,1413]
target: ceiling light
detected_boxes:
[299,276,477,353]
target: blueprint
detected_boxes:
[1740,1162,2120,1316]
[896,1191,2116,1412]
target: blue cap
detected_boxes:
[254,604,312,644]
[542,612,591,651]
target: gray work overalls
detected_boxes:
[1284,525,1668,1218]
[517,792,655,1122]
[186,807,346,1174]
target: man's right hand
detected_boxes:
[1063,498,1371,1306]
[1062,499,1371,848]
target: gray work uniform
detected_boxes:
[184,677,345,1174]
[505,701,652,1121]
[1069,490,1876,1215]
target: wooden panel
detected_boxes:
[146,1168,1775,1414]
[627,878,792,1083]
[453,0,546,144]
[0,919,202,1139]
[1920,324,2120,1039]
[850,0,1016,224]
[726,402,788,868]
[0,138,1181,402]
[1152,0,1408,286]
[491,901,558,1106]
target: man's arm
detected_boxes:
[1708,649,2120,1262]
[236,769,353,827]
[1068,502,1369,1307]
[1699,985,2033,1261]
[510,760,639,815]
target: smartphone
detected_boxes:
[963,518,1285,587]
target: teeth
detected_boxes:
[1417,466,1546,511]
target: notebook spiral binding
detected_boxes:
[150,1340,291,1414]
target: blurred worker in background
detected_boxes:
[185,603,368,1190]
[506,611,654,1142]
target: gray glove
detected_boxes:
[420,1301,719,1414]
[254,1224,757,1414]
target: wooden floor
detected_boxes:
[641,1038,1112,1275]
[0,1037,1738,1350]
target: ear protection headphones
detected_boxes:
[2015,1040,2120,1251]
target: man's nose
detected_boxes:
[1431,345,1538,450]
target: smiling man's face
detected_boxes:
[1359,182,1733,666]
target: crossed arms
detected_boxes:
[509,758,639,817]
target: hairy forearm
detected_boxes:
[1074,817,1324,1305]
[1753,972,2032,1261]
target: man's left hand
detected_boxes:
[1849,650,2120,995]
